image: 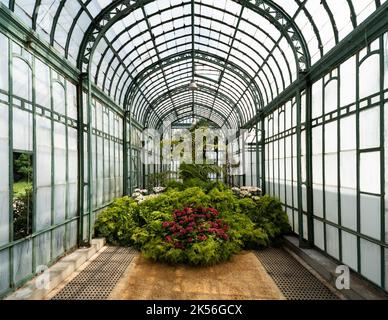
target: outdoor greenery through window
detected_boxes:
[13,151,33,241]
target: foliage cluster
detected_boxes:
[95,185,290,266]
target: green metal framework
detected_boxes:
[0,0,387,298]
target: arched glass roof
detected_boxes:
[2,0,384,129]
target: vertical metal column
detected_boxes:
[86,73,93,244]
[128,109,132,195]
[379,35,386,290]
[123,111,128,196]
[8,38,14,290]
[260,118,266,195]
[296,82,304,247]
[76,73,85,246]
[304,72,314,247]
[241,130,246,186]
[255,123,260,189]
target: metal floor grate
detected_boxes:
[255,247,340,300]
[52,246,137,300]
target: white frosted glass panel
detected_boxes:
[302,185,307,212]
[36,116,51,187]
[359,54,380,99]
[340,115,356,151]
[82,215,89,241]
[360,152,381,194]
[303,214,308,240]
[0,192,9,245]
[385,103,388,243]
[341,188,357,231]
[342,232,358,271]
[285,183,293,207]
[324,80,338,113]
[360,107,380,149]
[360,239,381,285]
[35,59,50,107]
[385,32,388,89]
[68,150,77,182]
[12,57,32,100]
[386,248,388,291]
[54,122,66,185]
[0,33,8,91]
[66,221,78,249]
[13,108,32,151]
[54,149,66,184]
[35,232,51,267]
[326,225,339,259]
[313,185,324,218]
[54,184,66,223]
[314,219,324,250]
[325,121,337,153]
[13,240,32,284]
[340,151,356,188]
[293,210,299,235]
[324,154,337,186]
[0,101,8,245]
[325,186,338,223]
[340,55,356,106]
[53,82,66,115]
[68,183,77,218]
[66,81,77,120]
[53,226,65,258]
[312,80,323,118]
[0,104,8,149]
[0,250,9,294]
[36,187,51,231]
[286,208,293,227]
[360,194,381,240]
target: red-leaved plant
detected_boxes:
[162,207,229,249]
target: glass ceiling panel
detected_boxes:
[1,0,384,127]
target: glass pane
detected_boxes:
[326,224,339,259]
[340,188,357,231]
[13,240,32,284]
[35,232,51,267]
[13,108,33,151]
[313,219,324,250]
[360,239,381,285]
[360,151,380,194]
[360,194,381,240]
[0,250,10,294]
[342,231,358,271]
[360,107,380,149]
[0,33,9,91]
[0,101,9,246]
[359,54,380,99]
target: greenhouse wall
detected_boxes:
[264,32,388,290]
[0,30,79,295]
[0,30,129,297]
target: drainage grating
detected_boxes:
[255,248,340,300]
[52,246,137,300]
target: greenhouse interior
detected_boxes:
[0,0,388,302]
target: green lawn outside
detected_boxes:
[13,181,32,199]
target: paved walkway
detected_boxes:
[109,251,285,300]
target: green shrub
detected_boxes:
[94,186,291,266]
[165,180,184,191]
[244,195,291,240]
[179,163,221,182]
[94,196,140,246]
